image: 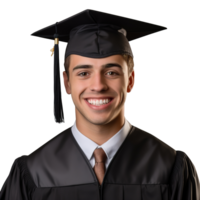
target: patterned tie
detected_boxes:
[93,148,107,185]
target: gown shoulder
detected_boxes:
[0,156,36,200]
[170,150,200,200]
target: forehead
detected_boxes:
[69,54,126,67]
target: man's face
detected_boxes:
[63,54,134,125]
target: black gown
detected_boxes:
[0,125,199,200]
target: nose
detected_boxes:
[90,72,108,92]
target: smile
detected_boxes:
[84,98,114,110]
[87,98,112,106]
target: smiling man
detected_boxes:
[63,54,134,145]
[0,9,199,200]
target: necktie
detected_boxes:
[93,148,107,185]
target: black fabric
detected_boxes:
[0,125,199,200]
[31,9,166,42]
[64,24,133,59]
[31,9,166,59]
[169,151,200,199]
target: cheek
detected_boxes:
[71,80,87,100]
[116,78,128,103]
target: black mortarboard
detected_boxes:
[31,9,166,123]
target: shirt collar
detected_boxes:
[71,118,131,161]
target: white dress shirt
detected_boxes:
[71,118,132,170]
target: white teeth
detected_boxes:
[87,99,111,106]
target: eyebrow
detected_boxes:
[72,63,123,71]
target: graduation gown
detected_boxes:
[0,125,199,200]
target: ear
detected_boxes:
[127,70,134,93]
[63,71,71,94]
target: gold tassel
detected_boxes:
[50,38,59,56]
[50,47,54,56]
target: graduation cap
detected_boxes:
[31,9,167,123]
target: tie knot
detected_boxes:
[93,148,107,163]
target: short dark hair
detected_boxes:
[64,54,134,81]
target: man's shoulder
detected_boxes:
[107,125,177,183]
[28,126,73,158]
[26,126,73,174]
[130,126,176,156]
[131,126,176,172]
[23,125,96,187]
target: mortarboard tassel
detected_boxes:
[52,22,64,123]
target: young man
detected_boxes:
[0,9,199,200]
[63,54,134,146]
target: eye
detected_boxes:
[78,71,118,76]
[107,71,118,75]
[78,72,87,76]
